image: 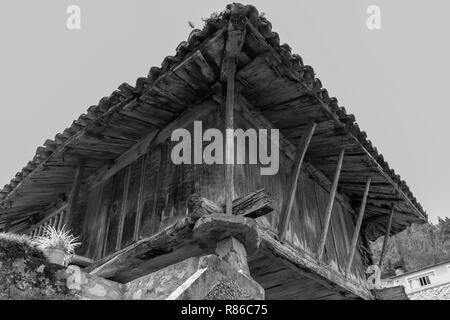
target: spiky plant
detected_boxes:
[32,225,81,256]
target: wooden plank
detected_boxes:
[87,98,218,189]
[317,149,345,260]
[116,165,131,251]
[259,228,373,300]
[378,205,395,269]
[104,170,126,257]
[345,177,371,275]
[86,191,270,282]
[236,94,354,215]
[64,161,85,227]
[227,189,274,219]
[278,121,316,242]
[134,154,147,242]
[88,131,158,188]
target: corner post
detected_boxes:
[222,15,246,215]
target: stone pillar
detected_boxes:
[65,265,123,300]
[124,214,265,300]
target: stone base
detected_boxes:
[66,236,264,300]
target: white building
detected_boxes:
[388,260,450,300]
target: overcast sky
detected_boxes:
[0,1,448,223]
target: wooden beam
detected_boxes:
[87,98,217,188]
[90,131,158,188]
[116,165,131,251]
[86,191,272,282]
[317,148,345,260]
[133,154,147,242]
[235,94,356,215]
[278,121,316,242]
[64,161,85,227]
[223,20,246,215]
[345,177,371,275]
[378,205,395,269]
[241,26,423,222]
[226,189,274,219]
[259,229,373,300]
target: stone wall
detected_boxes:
[0,233,77,300]
[66,236,265,300]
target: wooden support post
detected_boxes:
[317,149,345,260]
[116,165,132,251]
[133,154,147,242]
[278,121,316,242]
[378,205,395,269]
[64,161,85,227]
[223,19,246,215]
[345,177,371,275]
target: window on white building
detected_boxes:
[408,271,435,290]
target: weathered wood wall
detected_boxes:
[75,104,225,260]
[232,113,367,283]
[72,102,367,283]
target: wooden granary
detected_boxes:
[0,4,426,299]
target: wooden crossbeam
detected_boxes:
[345,177,371,275]
[378,205,395,269]
[87,98,217,189]
[317,148,345,260]
[87,190,273,282]
[278,121,316,242]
